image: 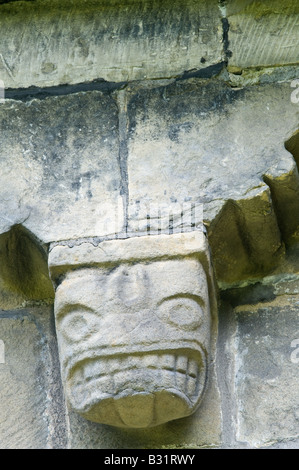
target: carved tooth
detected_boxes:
[176,356,188,374]
[185,359,196,396]
[142,354,156,368]
[128,355,143,370]
[95,375,115,395]
[175,356,187,391]
[113,371,123,395]
[84,361,100,380]
[104,357,122,375]
[188,359,199,379]
[70,366,84,386]
[175,370,186,391]
[160,354,176,371]
[186,375,197,397]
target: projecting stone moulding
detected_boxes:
[0,0,224,88]
[125,79,299,284]
[1,80,299,287]
[48,231,217,428]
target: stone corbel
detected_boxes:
[48,231,217,428]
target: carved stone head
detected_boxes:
[49,232,216,428]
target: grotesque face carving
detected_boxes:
[54,258,211,428]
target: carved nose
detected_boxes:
[111,265,148,306]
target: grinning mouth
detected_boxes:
[67,348,207,409]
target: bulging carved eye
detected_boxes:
[157,297,204,331]
[59,311,101,342]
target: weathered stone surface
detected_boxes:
[227,1,299,69]
[0,307,67,449]
[48,231,208,277]
[126,79,299,283]
[1,0,299,91]
[234,296,299,447]
[49,232,218,429]
[1,78,298,287]
[0,1,299,449]
[225,64,299,88]
[66,358,221,448]
[0,0,224,89]
[225,0,256,16]
[0,91,123,243]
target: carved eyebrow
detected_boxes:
[157,293,205,308]
[55,303,95,321]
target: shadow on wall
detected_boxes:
[285,128,299,168]
[0,224,54,301]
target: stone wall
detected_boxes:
[0,0,298,449]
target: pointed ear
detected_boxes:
[0,224,54,301]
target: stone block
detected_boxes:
[234,296,299,447]
[227,1,299,68]
[48,231,209,276]
[0,0,224,88]
[0,307,66,449]
[0,91,123,243]
[126,78,299,283]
